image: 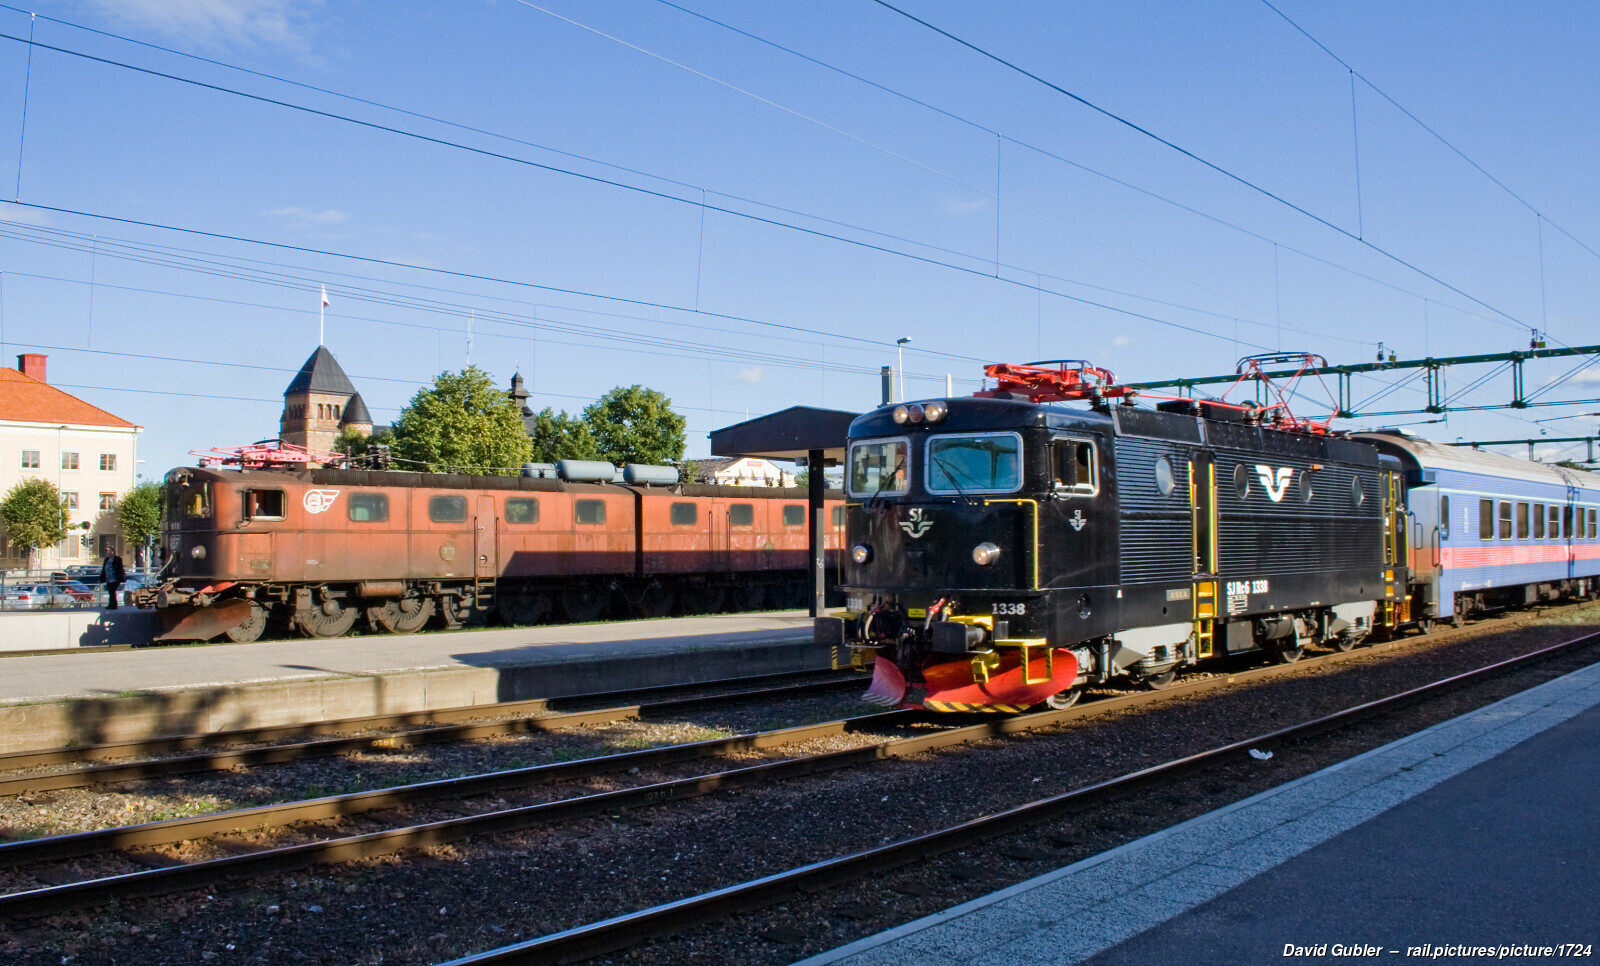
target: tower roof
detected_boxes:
[284,346,356,396]
[340,392,373,426]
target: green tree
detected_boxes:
[582,385,686,466]
[528,408,601,463]
[678,459,701,484]
[116,482,164,563]
[389,366,534,474]
[0,478,68,573]
[334,425,393,464]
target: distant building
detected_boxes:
[691,456,796,486]
[279,346,373,455]
[508,372,538,435]
[0,354,141,570]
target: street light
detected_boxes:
[896,337,912,403]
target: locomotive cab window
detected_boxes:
[505,498,539,524]
[244,489,286,521]
[575,499,606,525]
[926,432,1023,495]
[1048,438,1096,496]
[429,495,468,523]
[670,502,697,526]
[847,438,909,498]
[348,493,389,523]
[185,484,212,518]
[782,504,805,526]
[729,503,754,527]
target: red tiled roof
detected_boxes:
[0,367,138,428]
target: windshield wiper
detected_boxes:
[930,453,981,506]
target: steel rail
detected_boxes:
[0,667,850,771]
[0,674,863,795]
[4,625,1591,919]
[439,628,1600,966]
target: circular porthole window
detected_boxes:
[1351,475,1365,507]
[1299,471,1314,503]
[1234,463,1250,499]
[1154,456,1175,496]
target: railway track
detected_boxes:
[0,668,859,795]
[435,627,1600,965]
[2,619,1589,922]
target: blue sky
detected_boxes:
[0,0,1596,477]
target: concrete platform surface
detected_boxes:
[797,658,1600,966]
[0,611,828,753]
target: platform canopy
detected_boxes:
[708,405,858,463]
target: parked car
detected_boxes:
[1,583,77,609]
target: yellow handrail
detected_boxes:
[982,498,1040,589]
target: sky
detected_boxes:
[0,0,1596,479]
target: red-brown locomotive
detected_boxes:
[139,461,843,642]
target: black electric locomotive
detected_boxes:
[816,361,1407,712]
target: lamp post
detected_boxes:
[896,337,912,403]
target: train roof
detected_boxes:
[1355,431,1600,489]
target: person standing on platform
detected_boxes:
[100,551,126,611]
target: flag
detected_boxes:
[321,285,330,308]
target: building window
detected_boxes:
[21,449,40,468]
[99,492,117,511]
[61,451,79,470]
[99,453,117,471]
[63,491,79,510]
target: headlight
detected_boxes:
[190,545,207,559]
[906,404,924,423]
[892,405,910,424]
[851,544,873,564]
[972,542,1001,566]
[924,400,948,422]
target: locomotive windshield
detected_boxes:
[848,438,909,497]
[926,433,1022,494]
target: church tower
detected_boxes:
[280,346,365,454]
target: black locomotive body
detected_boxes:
[818,391,1405,711]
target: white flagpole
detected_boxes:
[319,285,330,345]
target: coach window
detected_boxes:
[575,499,606,525]
[505,498,538,525]
[1533,503,1545,539]
[429,495,468,523]
[244,489,286,521]
[1590,508,1597,538]
[348,493,389,523]
[782,504,805,526]
[729,503,754,527]
[1478,499,1493,539]
[1497,502,1512,540]
[1550,505,1561,539]
[670,502,697,526]
[1514,502,1529,539]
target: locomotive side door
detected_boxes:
[1189,450,1218,658]
[710,499,729,572]
[474,495,498,581]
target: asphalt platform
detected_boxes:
[797,658,1600,966]
[0,611,828,753]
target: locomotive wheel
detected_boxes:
[730,583,767,612]
[561,586,611,623]
[1451,614,1465,629]
[1327,632,1356,653]
[626,583,674,619]
[369,597,434,634]
[224,602,267,644]
[298,598,358,638]
[1044,686,1084,710]
[1272,643,1304,664]
[1142,670,1176,691]
[1414,618,1433,636]
[435,596,466,629]
[499,588,553,626]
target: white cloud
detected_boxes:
[941,197,990,216]
[731,367,763,385]
[1113,335,1132,347]
[0,202,50,226]
[82,0,314,51]
[265,206,350,228]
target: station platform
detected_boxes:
[0,611,825,753]
[798,658,1600,966]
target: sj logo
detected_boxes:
[1254,465,1293,502]
[303,489,341,514]
[899,508,933,539]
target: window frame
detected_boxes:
[98,492,117,511]
[1479,499,1494,540]
[1497,501,1512,540]
[669,502,698,526]
[845,436,911,499]
[504,497,539,525]
[922,430,1027,497]
[63,491,79,510]
[1515,502,1529,539]
[347,492,390,523]
[781,504,805,527]
[99,453,117,471]
[1440,495,1451,539]
[728,503,755,527]
[574,498,607,526]
[428,494,469,524]
[20,449,40,469]
[244,488,287,522]
[61,451,79,470]
[1533,503,1545,539]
